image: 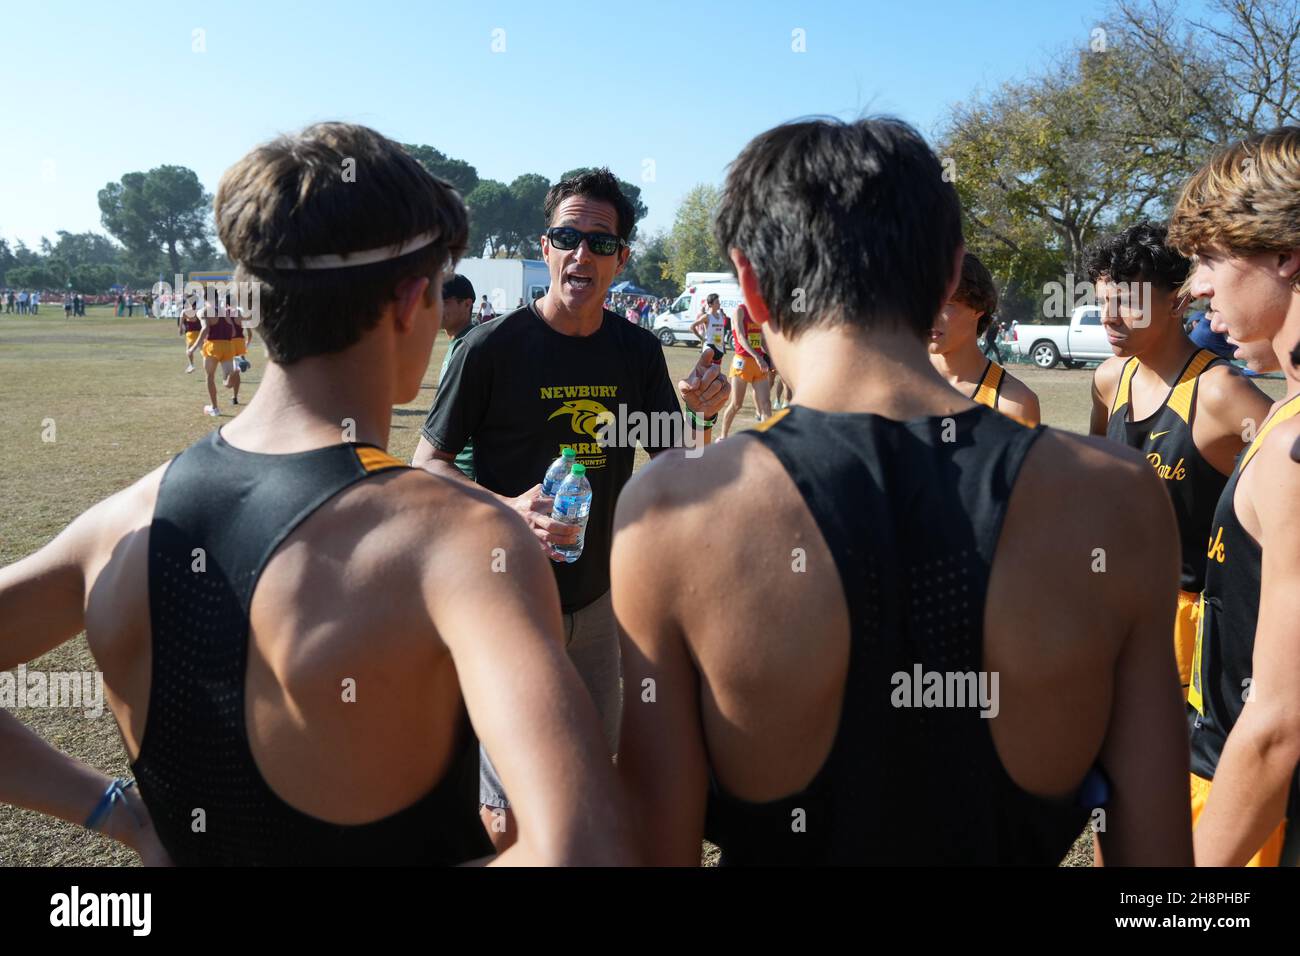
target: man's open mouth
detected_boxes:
[565,273,594,291]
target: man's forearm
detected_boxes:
[414,448,476,486]
[412,445,518,508]
[1193,716,1295,865]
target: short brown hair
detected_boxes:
[1169,126,1300,291]
[714,117,962,341]
[953,253,998,335]
[217,122,468,364]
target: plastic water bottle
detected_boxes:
[542,447,577,496]
[551,463,592,564]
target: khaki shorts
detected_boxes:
[480,590,621,808]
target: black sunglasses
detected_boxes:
[545,226,627,257]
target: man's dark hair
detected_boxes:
[442,273,475,303]
[217,122,468,365]
[954,253,999,336]
[544,167,636,241]
[714,116,963,341]
[1085,221,1190,293]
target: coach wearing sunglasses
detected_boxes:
[413,167,730,849]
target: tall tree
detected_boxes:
[403,143,480,197]
[663,184,725,287]
[502,173,551,257]
[940,27,1229,320]
[6,264,61,291]
[940,0,1300,322]
[11,241,39,267]
[465,180,513,257]
[0,238,15,286]
[1110,0,1300,139]
[98,166,212,276]
[49,231,121,270]
[69,264,118,294]
[623,232,676,297]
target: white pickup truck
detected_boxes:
[1011,305,1112,369]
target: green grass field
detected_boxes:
[0,307,1284,866]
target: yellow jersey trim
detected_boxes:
[1240,393,1300,472]
[752,407,792,433]
[1111,357,1139,416]
[973,362,1004,410]
[356,446,404,473]
[1166,350,1217,425]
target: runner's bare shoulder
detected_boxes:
[998,371,1041,425]
[60,462,170,574]
[1194,359,1273,424]
[1092,354,1127,405]
[1003,428,1177,604]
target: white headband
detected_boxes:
[260,230,440,270]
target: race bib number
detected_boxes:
[748,332,763,350]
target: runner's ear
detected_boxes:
[731,249,771,327]
[391,275,432,335]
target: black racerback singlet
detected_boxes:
[704,404,1106,865]
[132,430,493,865]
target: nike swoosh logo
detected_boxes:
[1150,430,1171,440]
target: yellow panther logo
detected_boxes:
[548,399,616,440]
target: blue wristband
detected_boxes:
[84,778,140,832]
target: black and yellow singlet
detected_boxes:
[134,429,492,865]
[972,360,1004,411]
[1106,349,1226,595]
[1189,394,1300,786]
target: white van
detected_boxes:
[652,282,743,347]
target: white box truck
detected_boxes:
[455,258,551,318]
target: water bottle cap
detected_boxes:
[562,448,576,459]
[571,463,587,476]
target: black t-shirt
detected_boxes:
[422,303,683,612]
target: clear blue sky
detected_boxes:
[0,0,1212,249]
